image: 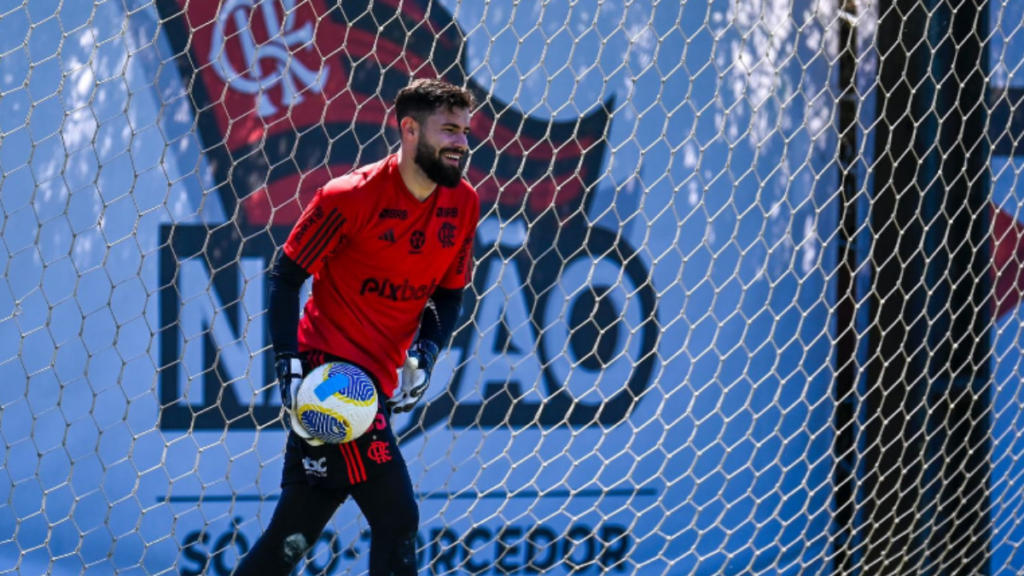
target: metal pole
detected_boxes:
[832,0,863,572]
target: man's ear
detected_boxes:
[400,116,419,140]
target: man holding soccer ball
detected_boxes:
[234,79,479,576]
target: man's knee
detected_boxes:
[372,505,419,575]
[281,532,311,566]
[393,530,418,576]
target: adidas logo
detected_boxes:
[378,229,396,244]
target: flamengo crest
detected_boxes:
[208,0,328,117]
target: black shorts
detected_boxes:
[281,351,406,490]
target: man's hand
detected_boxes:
[276,355,323,446]
[388,340,440,414]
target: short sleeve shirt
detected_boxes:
[282,154,479,397]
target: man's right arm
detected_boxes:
[267,251,310,359]
[267,250,323,445]
[269,181,357,444]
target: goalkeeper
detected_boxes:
[234,79,479,576]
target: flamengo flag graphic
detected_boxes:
[153,0,661,432]
[154,0,610,228]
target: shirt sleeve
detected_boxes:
[282,185,354,275]
[267,250,311,358]
[416,285,464,350]
[439,193,479,290]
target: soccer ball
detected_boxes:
[296,363,378,444]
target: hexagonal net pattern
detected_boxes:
[2,0,1024,575]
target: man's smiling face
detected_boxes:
[413,106,471,188]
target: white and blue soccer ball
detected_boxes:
[296,363,378,444]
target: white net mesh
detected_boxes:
[2,0,1024,574]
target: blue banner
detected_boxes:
[0,0,839,574]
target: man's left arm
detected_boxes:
[417,286,465,358]
[388,197,478,413]
[386,286,465,413]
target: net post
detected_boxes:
[919,0,993,571]
[865,0,992,573]
[832,0,864,572]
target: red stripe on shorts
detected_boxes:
[348,443,367,482]
[340,443,365,484]
[338,442,358,485]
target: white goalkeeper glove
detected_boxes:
[387,340,440,414]
[276,355,323,446]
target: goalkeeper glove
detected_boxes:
[387,340,440,414]
[275,354,323,446]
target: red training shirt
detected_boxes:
[282,154,479,397]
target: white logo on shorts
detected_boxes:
[302,456,327,478]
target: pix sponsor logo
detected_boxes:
[379,208,408,220]
[360,278,437,301]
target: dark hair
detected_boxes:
[395,79,476,124]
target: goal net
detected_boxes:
[1,0,1022,574]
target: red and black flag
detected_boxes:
[154,0,610,230]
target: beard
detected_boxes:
[414,137,465,188]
